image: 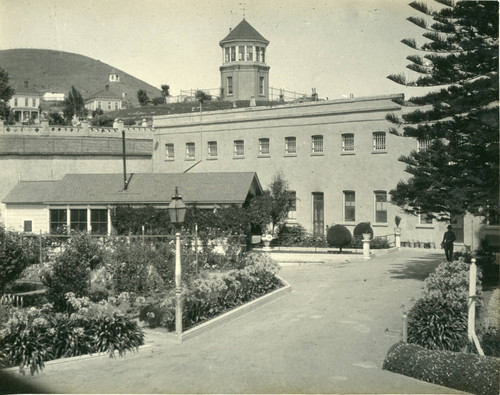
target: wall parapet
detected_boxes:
[0,120,153,139]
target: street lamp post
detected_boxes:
[167,187,187,343]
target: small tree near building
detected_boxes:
[0,68,14,122]
[137,89,150,106]
[63,86,87,123]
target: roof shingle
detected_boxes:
[220,19,269,46]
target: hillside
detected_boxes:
[0,49,162,107]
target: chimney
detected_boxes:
[105,85,110,92]
[24,80,29,89]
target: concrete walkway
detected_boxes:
[3,248,465,394]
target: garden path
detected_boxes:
[4,248,466,394]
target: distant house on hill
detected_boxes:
[9,81,42,124]
[84,85,123,113]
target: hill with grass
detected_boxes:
[0,48,162,107]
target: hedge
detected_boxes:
[383,341,500,395]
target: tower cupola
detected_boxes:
[219,19,270,102]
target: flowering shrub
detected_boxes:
[383,341,500,395]
[140,252,282,331]
[0,294,144,375]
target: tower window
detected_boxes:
[261,47,265,62]
[227,77,233,95]
[238,46,244,61]
[246,46,253,61]
[225,47,230,63]
[230,46,236,61]
[259,77,265,95]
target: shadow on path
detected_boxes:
[388,252,443,281]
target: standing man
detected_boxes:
[442,225,456,262]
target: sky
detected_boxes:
[0,0,441,100]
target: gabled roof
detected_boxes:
[3,172,263,206]
[85,89,122,101]
[3,181,60,204]
[220,19,269,46]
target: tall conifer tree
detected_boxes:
[387,1,498,222]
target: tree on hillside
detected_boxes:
[161,84,170,103]
[137,89,150,106]
[386,0,499,223]
[63,86,87,123]
[0,68,14,121]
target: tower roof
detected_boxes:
[219,19,269,46]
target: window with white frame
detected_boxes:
[374,191,388,223]
[32,98,36,107]
[114,102,119,110]
[25,98,29,106]
[230,46,236,61]
[288,191,297,220]
[259,138,270,155]
[70,209,87,232]
[108,101,111,110]
[417,138,431,152]
[344,191,356,222]
[234,140,244,156]
[373,132,386,151]
[98,101,102,109]
[312,135,324,153]
[285,137,296,154]
[50,209,67,234]
[238,46,244,61]
[342,133,354,152]
[419,213,433,224]
[186,142,195,159]
[91,209,108,235]
[246,46,253,61]
[208,141,217,157]
[165,143,174,159]
[225,47,230,62]
[227,77,233,95]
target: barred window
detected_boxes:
[344,191,355,222]
[342,133,354,151]
[373,132,386,151]
[285,137,296,154]
[165,143,174,159]
[234,140,244,156]
[312,135,324,153]
[186,142,195,159]
[259,138,270,155]
[208,141,217,157]
[374,191,388,223]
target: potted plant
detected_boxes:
[394,215,402,235]
[262,233,273,249]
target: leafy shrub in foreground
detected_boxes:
[42,233,106,312]
[0,295,144,375]
[479,325,500,357]
[326,225,352,252]
[0,228,39,293]
[353,222,373,239]
[383,341,500,395]
[407,297,468,352]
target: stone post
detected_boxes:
[395,228,401,249]
[362,233,371,260]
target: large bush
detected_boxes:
[407,297,468,351]
[42,233,106,312]
[383,341,499,395]
[0,294,144,375]
[0,228,39,293]
[326,225,352,252]
[353,222,373,238]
